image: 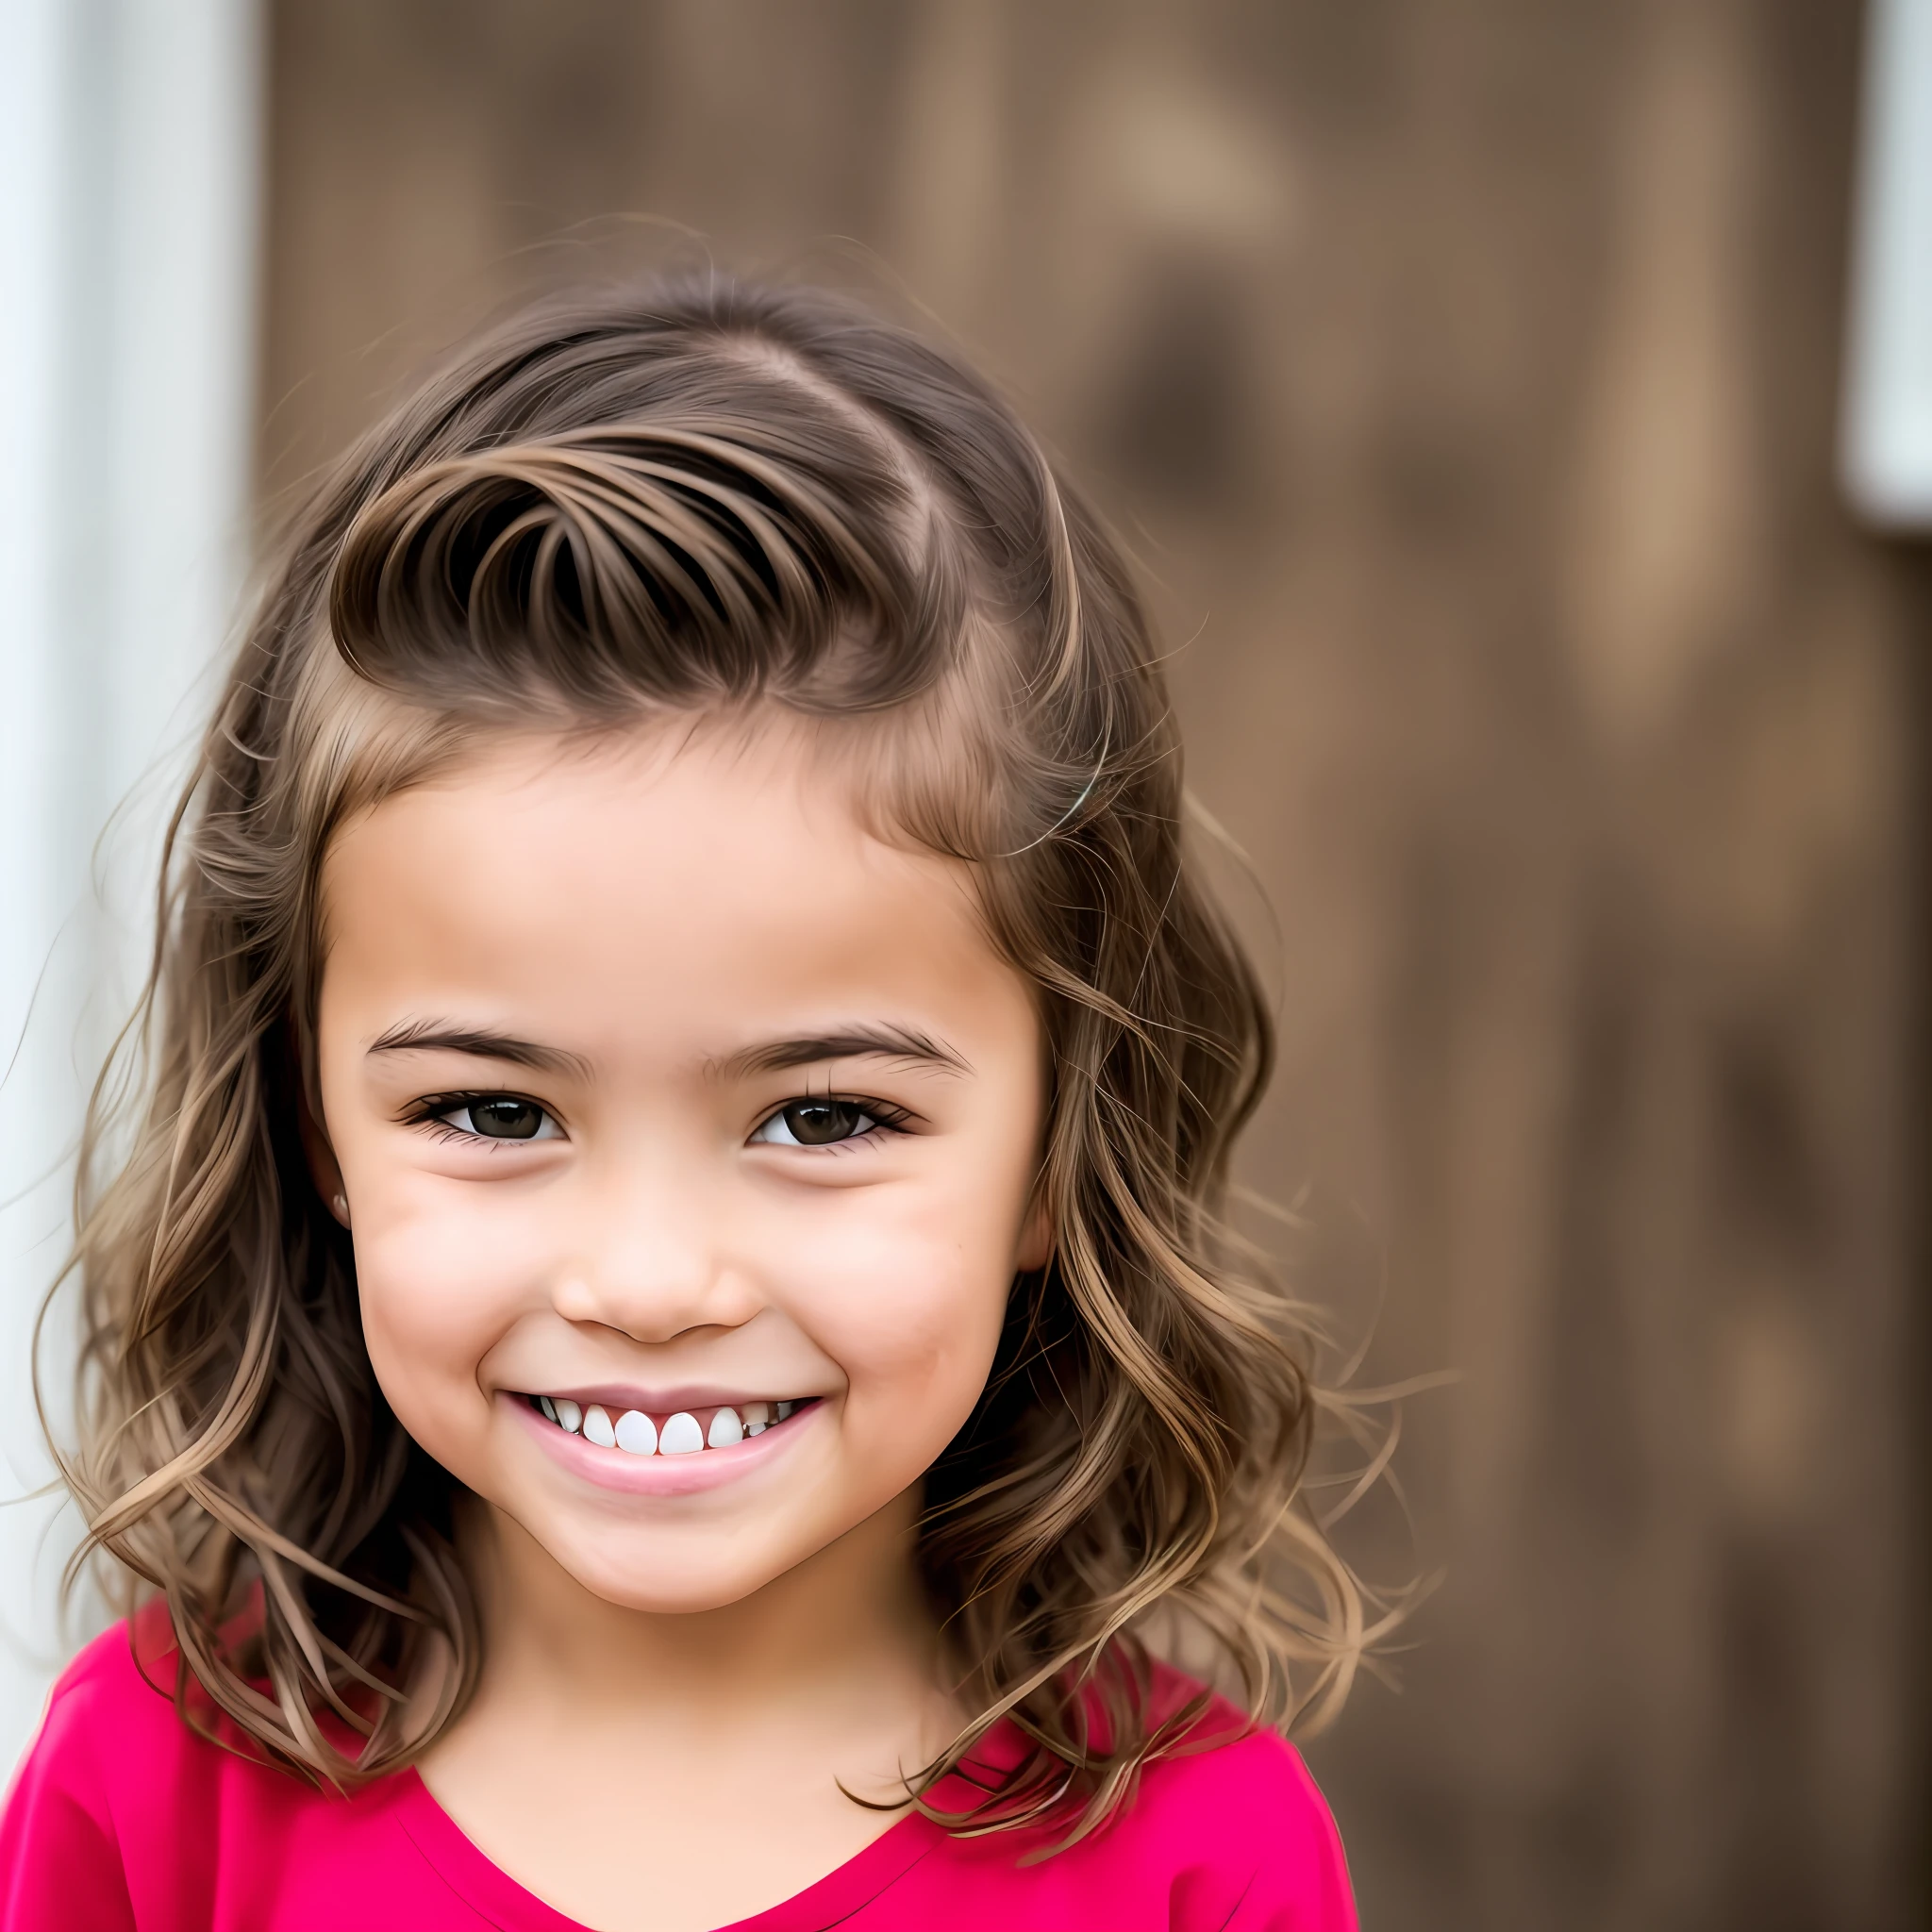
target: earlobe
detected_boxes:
[278,1013,348,1226]
[297,1075,349,1226]
[1016,1195,1055,1274]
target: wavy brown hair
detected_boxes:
[56,276,1380,1840]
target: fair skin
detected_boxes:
[311,718,1051,1932]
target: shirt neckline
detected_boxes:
[386,1765,948,1932]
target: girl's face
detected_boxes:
[315,721,1050,1615]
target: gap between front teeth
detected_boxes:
[537,1396,796,1456]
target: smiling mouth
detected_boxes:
[524,1394,815,1457]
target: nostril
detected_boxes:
[542,1253,757,1350]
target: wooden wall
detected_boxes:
[260,4,1925,1925]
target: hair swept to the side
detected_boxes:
[53,274,1395,1841]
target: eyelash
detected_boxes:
[401,1091,559,1147]
[400,1091,916,1149]
[750,1095,915,1152]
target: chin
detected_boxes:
[539,1528,799,1615]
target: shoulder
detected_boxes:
[0,1621,189,1929]
[1108,1669,1357,1928]
[30,1612,205,1782]
[43,1613,177,1722]
[3,1617,441,1932]
[6,1617,212,1840]
[5,1609,294,1860]
[927,1665,1357,1930]
[20,1618,175,1786]
[1140,1713,1349,1864]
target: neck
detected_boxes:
[458,1487,945,1742]
[411,1488,968,1928]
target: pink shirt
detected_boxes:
[1,1624,1357,1930]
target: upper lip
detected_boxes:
[513,1384,814,1412]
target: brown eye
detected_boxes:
[753,1099,874,1147]
[473,1100,541,1139]
[442,1098,559,1141]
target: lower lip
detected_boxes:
[506,1393,823,1496]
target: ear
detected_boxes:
[295,1066,350,1227]
[1015,1191,1055,1274]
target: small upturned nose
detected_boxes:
[549,1158,755,1343]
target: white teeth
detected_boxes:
[658,1411,704,1456]
[547,1397,788,1451]
[614,1409,658,1456]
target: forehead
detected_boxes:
[316,719,1024,1056]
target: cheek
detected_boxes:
[784,1106,1041,1437]
[782,1188,1013,1425]
[351,1192,537,1430]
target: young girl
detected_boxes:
[1,278,1366,1929]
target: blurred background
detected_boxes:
[2,2,1924,1926]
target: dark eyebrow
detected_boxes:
[366,1019,591,1081]
[713,1024,971,1081]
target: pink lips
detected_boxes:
[507,1391,821,1495]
